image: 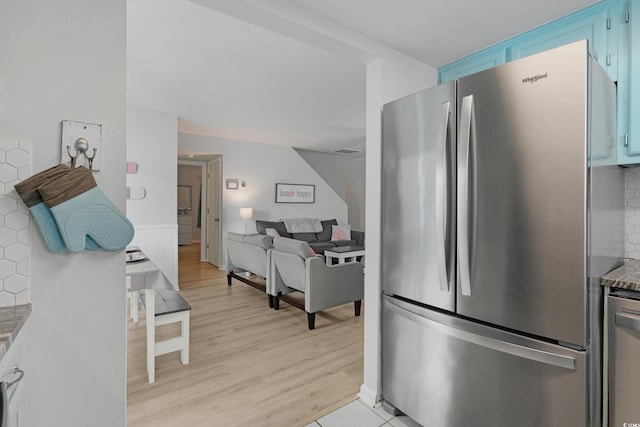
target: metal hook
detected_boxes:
[4,365,24,390]
[66,145,78,168]
[66,138,92,169]
[85,148,97,171]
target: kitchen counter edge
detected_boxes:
[0,303,31,362]
[601,259,640,291]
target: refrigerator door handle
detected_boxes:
[615,309,640,332]
[385,297,577,371]
[436,101,451,291]
[458,95,475,296]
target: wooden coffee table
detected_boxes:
[324,245,365,266]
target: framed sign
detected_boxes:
[275,183,315,203]
[226,178,239,190]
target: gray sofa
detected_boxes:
[255,219,364,254]
[226,219,365,310]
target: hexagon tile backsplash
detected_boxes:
[0,139,30,307]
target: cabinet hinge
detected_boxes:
[625,134,629,147]
[626,9,630,23]
[607,17,612,29]
[606,54,611,66]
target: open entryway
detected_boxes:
[177,156,222,267]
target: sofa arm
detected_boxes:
[352,230,365,246]
[305,258,364,313]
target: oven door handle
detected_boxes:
[616,310,640,332]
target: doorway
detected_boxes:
[177,156,222,266]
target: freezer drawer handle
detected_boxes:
[615,310,640,332]
[385,297,577,371]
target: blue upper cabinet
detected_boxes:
[439,1,618,83]
[438,0,640,165]
[618,0,640,164]
[509,2,617,81]
[439,47,507,83]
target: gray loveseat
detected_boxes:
[226,232,275,305]
[226,219,364,309]
[269,236,364,329]
[255,219,364,254]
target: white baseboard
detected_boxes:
[358,384,380,408]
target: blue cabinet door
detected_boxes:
[618,0,640,164]
[509,2,617,81]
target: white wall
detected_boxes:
[126,107,178,286]
[0,0,127,426]
[179,132,348,266]
[359,56,437,406]
[295,149,366,230]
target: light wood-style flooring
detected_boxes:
[127,243,364,426]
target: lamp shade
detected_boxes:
[239,207,253,220]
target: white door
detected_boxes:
[207,158,221,267]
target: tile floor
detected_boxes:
[305,399,422,427]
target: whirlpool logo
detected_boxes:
[522,73,548,84]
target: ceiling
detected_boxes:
[127,0,599,155]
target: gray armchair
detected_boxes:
[269,236,364,329]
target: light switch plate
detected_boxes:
[127,186,146,200]
[60,120,102,171]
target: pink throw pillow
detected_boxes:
[331,224,351,241]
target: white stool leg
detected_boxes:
[130,291,139,324]
[180,312,190,365]
[145,289,156,384]
[126,276,139,324]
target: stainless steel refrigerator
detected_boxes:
[381,40,623,427]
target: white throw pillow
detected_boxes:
[265,228,280,237]
[331,224,351,241]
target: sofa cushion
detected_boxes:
[256,220,291,238]
[291,232,318,243]
[265,228,280,237]
[273,236,313,259]
[227,232,245,242]
[331,224,351,241]
[332,240,358,247]
[309,241,336,254]
[317,219,338,242]
[243,234,274,250]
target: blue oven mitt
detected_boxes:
[38,166,134,253]
[14,165,100,252]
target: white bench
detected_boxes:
[140,289,191,383]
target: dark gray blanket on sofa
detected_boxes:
[255,219,363,254]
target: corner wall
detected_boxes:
[360,55,437,406]
[295,149,366,230]
[126,107,178,287]
[0,0,127,425]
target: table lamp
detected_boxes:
[240,207,253,233]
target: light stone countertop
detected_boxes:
[600,259,640,291]
[0,303,31,361]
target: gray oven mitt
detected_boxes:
[38,166,134,253]
[14,165,100,252]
